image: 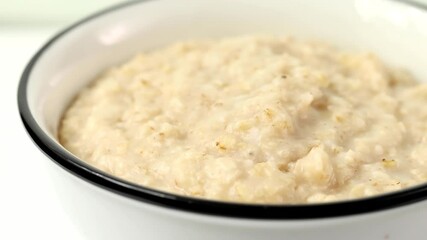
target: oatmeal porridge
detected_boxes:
[59,36,427,203]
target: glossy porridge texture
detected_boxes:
[59,36,427,203]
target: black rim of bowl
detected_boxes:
[17,0,427,219]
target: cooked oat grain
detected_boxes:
[60,36,427,203]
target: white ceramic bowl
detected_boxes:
[18,0,427,239]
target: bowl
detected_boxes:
[17,0,427,239]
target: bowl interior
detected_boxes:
[27,0,427,153]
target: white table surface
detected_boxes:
[0,26,84,240]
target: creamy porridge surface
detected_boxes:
[60,36,427,203]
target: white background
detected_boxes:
[0,2,122,239]
[0,26,84,240]
[2,0,427,239]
